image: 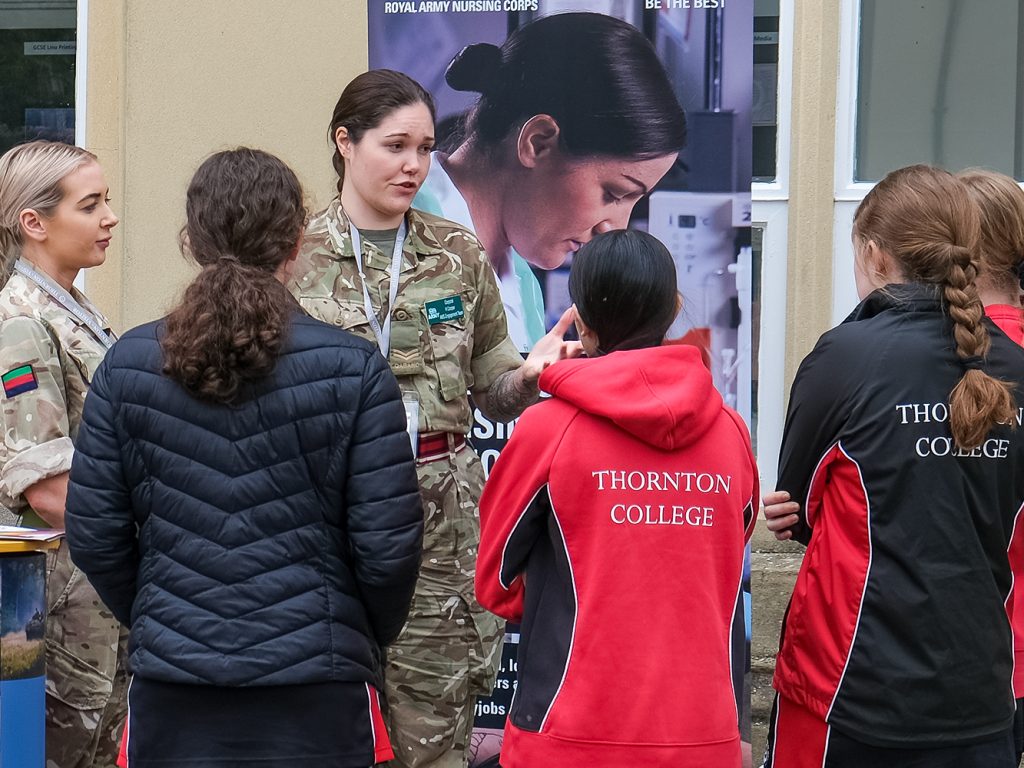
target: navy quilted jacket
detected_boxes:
[65,312,423,689]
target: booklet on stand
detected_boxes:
[0,525,64,542]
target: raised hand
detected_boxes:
[521,307,585,383]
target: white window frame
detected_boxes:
[834,0,874,204]
[75,0,89,293]
[74,0,88,148]
[751,202,788,491]
[752,0,793,204]
[751,0,793,490]
[831,0,871,325]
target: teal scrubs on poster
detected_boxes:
[415,155,546,352]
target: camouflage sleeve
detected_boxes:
[469,245,525,394]
[0,316,73,507]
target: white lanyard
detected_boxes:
[330,218,407,358]
[14,259,115,349]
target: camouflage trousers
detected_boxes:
[44,541,129,768]
[382,446,504,768]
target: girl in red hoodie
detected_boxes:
[959,168,1024,763]
[475,229,759,768]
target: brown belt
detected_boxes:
[416,431,466,463]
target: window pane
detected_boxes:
[0,1,77,155]
[856,0,1024,182]
[753,0,779,183]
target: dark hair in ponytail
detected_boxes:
[161,148,306,403]
[853,164,1016,449]
[446,12,686,159]
[569,229,678,354]
[328,69,436,195]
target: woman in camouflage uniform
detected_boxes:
[293,70,581,768]
[0,140,126,768]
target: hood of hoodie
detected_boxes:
[539,344,724,451]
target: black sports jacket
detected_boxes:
[774,283,1024,747]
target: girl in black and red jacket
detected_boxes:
[764,165,1024,768]
[475,230,758,768]
[959,168,1024,764]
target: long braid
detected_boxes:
[942,245,1015,448]
[854,164,1017,450]
[943,245,989,358]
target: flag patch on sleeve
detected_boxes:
[2,365,38,398]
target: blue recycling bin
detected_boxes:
[0,542,57,768]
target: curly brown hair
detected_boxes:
[854,164,1016,449]
[161,148,306,403]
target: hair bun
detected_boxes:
[445,43,502,94]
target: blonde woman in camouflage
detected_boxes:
[0,140,126,767]
[293,69,582,768]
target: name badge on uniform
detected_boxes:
[425,295,464,325]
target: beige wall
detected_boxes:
[783,0,841,384]
[85,0,368,331]
[751,1,841,758]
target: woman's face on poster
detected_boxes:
[507,119,676,269]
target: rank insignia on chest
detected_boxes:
[2,365,38,398]
[425,295,465,324]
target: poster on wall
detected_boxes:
[369,2,753,765]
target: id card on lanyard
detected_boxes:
[328,217,420,452]
[327,217,407,358]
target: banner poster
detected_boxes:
[369,2,754,765]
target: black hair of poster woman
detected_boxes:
[445,11,687,159]
[568,229,680,355]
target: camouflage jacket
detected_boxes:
[0,270,114,524]
[293,200,522,434]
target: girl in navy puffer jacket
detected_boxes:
[65,149,423,768]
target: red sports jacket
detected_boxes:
[476,345,757,768]
[987,303,1024,698]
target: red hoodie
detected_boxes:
[987,304,1024,697]
[476,345,758,768]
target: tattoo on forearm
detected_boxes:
[485,370,540,422]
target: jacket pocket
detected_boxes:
[299,296,426,376]
[45,639,113,710]
[423,300,469,402]
[46,540,79,614]
[65,343,106,387]
[298,296,364,331]
[388,302,425,376]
